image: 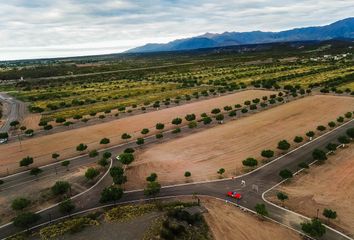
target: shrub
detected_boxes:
[301,218,326,237]
[136,138,145,145]
[312,149,327,162]
[261,150,274,158]
[328,121,336,128]
[277,140,290,151]
[51,181,71,195]
[317,125,326,131]
[89,150,99,158]
[293,136,303,143]
[298,162,309,169]
[188,121,197,128]
[242,158,258,167]
[100,186,123,203]
[279,169,293,179]
[13,212,40,228]
[12,198,31,211]
[100,138,110,144]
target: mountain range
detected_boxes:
[127,18,354,53]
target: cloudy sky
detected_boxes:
[1,0,353,60]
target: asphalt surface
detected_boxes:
[0,117,352,239]
[0,93,25,133]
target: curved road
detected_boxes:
[0,93,25,133]
[0,119,352,239]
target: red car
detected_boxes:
[227,191,242,199]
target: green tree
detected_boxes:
[293,136,303,143]
[255,203,268,217]
[59,198,75,214]
[184,171,191,178]
[277,140,290,151]
[100,138,110,144]
[202,116,212,125]
[89,149,99,158]
[337,116,344,123]
[301,218,326,238]
[136,138,145,145]
[323,209,337,223]
[156,123,165,131]
[13,212,40,228]
[279,169,293,179]
[85,167,100,181]
[312,149,327,163]
[76,143,87,152]
[306,131,315,139]
[121,133,131,140]
[119,153,134,165]
[215,114,224,123]
[98,158,109,168]
[338,135,350,144]
[326,143,338,152]
[146,173,158,182]
[171,117,182,125]
[19,156,33,168]
[100,186,123,203]
[277,192,288,203]
[103,151,112,159]
[328,121,336,128]
[144,181,161,197]
[11,197,31,211]
[217,168,225,177]
[141,128,149,135]
[61,160,70,171]
[51,181,71,196]
[298,162,309,169]
[52,153,60,161]
[317,125,326,131]
[185,114,196,122]
[346,127,354,138]
[188,121,197,129]
[30,167,43,177]
[261,150,274,159]
[242,158,258,167]
[211,108,221,114]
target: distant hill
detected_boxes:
[127,18,354,53]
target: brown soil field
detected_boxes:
[21,113,41,130]
[0,90,275,173]
[125,95,354,189]
[202,197,301,240]
[269,145,354,237]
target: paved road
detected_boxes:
[0,93,25,133]
[0,118,352,239]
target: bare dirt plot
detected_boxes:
[0,90,275,173]
[268,145,354,237]
[202,197,301,240]
[21,113,41,130]
[125,95,354,189]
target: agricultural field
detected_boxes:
[0,89,275,173]
[124,95,354,189]
[267,145,354,237]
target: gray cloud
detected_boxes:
[0,0,353,60]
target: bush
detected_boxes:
[119,153,134,165]
[141,128,149,134]
[44,124,53,130]
[338,135,350,144]
[306,131,315,138]
[279,169,293,179]
[85,168,100,181]
[346,127,354,138]
[344,112,352,118]
[156,133,163,139]
[312,149,327,162]
[51,181,71,195]
[317,125,326,131]
[89,150,99,158]
[277,140,290,151]
[13,212,40,228]
[123,148,135,153]
[261,150,274,158]
[188,121,197,129]
[301,218,326,237]
[136,138,145,145]
[242,158,258,167]
[172,128,181,134]
[103,151,112,159]
[293,136,303,143]
[184,171,191,177]
[146,173,158,182]
[11,198,31,211]
[328,121,336,128]
[59,199,75,214]
[100,138,110,144]
[100,186,123,203]
[19,156,33,167]
[298,162,309,169]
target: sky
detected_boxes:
[1,0,354,60]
